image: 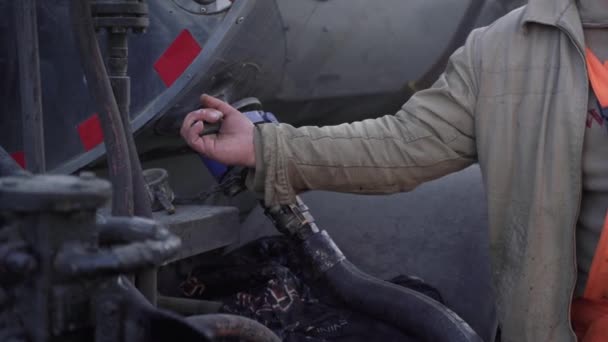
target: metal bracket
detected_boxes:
[172,0,233,15]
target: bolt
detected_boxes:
[200,7,207,13]
[236,16,245,24]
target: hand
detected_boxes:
[180,95,256,167]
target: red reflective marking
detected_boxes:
[77,113,104,151]
[154,29,202,87]
[10,151,25,169]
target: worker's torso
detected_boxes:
[472,1,588,341]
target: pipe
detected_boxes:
[14,0,46,173]
[157,295,222,316]
[103,4,157,305]
[116,279,280,342]
[262,195,481,341]
[109,45,159,304]
[186,314,281,342]
[71,0,157,304]
[96,276,214,342]
[55,228,181,278]
[69,0,134,217]
[106,29,153,219]
[302,231,482,342]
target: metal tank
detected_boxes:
[0,0,524,174]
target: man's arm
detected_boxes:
[247,29,483,205]
[181,28,483,206]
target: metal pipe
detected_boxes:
[55,230,181,278]
[69,0,134,217]
[186,314,281,342]
[157,296,222,316]
[14,0,46,173]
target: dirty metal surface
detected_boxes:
[153,204,240,263]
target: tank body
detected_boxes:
[0,0,524,173]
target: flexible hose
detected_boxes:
[303,231,482,342]
[328,260,482,342]
[69,0,134,217]
[70,0,159,303]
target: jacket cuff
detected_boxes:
[245,123,297,205]
[245,125,267,196]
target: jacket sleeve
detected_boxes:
[247,28,483,206]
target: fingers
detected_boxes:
[182,121,218,155]
[181,108,222,137]
[181,109,222,154]
[185,121,205,149]
[182,109,223,128]
[200,94,239,117]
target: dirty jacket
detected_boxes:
[247,0,589,340]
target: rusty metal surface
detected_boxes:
[0,172,278,342]
[0,174,169,342]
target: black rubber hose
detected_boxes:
[69,0,134,217]
[302,231,482,342]
[186,314,282,342]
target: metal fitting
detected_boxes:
[143,168,176,214]
[91,0,149,32]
